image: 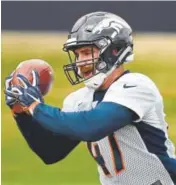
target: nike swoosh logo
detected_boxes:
[123,84,137,88]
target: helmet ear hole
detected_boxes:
[112,49,118,56]
[100,45,119,69]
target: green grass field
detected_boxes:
[2,32,176,185]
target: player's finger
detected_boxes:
[5,85,24,100]
[5,76,12,90]
[6,96,16,106]
[17,74,31,88]
[11,86,24,95]
[4,70,16,91]
[4,89,19,99]
[32,70,40,87]
[4,71,15,89]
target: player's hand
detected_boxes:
[4,70,44,114]
[5,71,17,108]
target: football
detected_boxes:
[11,59,54,113]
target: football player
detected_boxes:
[5,12,176,185]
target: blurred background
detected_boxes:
[1,1,176,185]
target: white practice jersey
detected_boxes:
[62,72,176,185]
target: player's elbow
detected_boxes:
[32,147,70,165]
[41,157,66,165]
[40,153,68,165]
[42,158,58,165]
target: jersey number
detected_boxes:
[87,134,125,176]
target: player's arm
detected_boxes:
[29,73,156,140]
[5,72,137,142]
[31,101,136,141]
[14,113,80,164]
[5,73,80,164]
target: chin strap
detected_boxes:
[84,72,107,90]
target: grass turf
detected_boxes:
[2,32,176,185]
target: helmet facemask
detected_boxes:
[63,38,110,86]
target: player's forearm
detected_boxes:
[14,113,80,164]
[33,102,134,141]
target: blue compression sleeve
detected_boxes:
[14,113,80,164]
[33,102,134,141]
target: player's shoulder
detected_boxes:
[118,72,155,85]
[113,72,158,89]
[109,72,161,97]
[63,86,89,107]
